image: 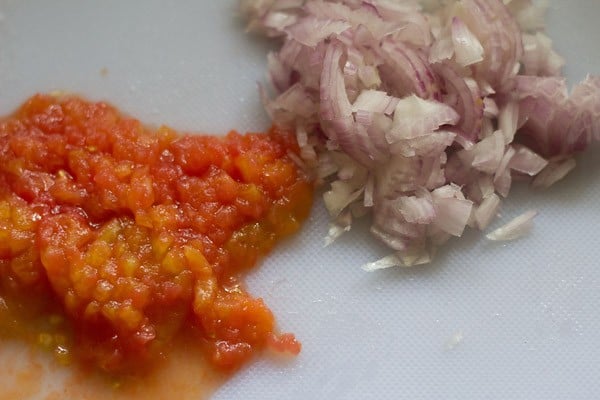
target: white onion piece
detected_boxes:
[352,90,398,114]
[494,146,516,197]
[506,0,547,33]
[263,11,298,33]
[324,211,352,247]
[241,0,304,36]
[475,193,501,230]
[483,98,499,118]
[429,35,454,63]
[323,180,364,218]
[392,130,456,158]
[364,173,375,207]
[521,33,565,76]
[358,65,382,88]
[431,185,473,237]
[304,0,402,40]
[461,130,505,174]
[397,246,433,267]
[486,210,538,241]
[365,240,433,270]
[286,16,351,47]
[508,146,548,176]
[480,81,496,96]
[432,197,473,237]
[478,175,495,198]
[317,152,338,180]
[451,17,484,67]
[367,113,395,155]
[361,254,402,271]
[498,101,519,145]
[398,193,436,224]
[375,4,433,48]
[387,95,459,142]
[532,158,577,189]
[371,198,424,251]
[324,223,349,247]
[265,83,317,123]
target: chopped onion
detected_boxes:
[483,98,499,118]
[286,16,351,47]
[397,245,434,267]
[516,75,600,157]
[486,210,538,241]
[494,146,515,197]
[429,34,454,64]
[432,62,483,141]
[352,90,398,115]
[387,95,459,142]
[243,0,600,269]
[521,32,565,76]
[324,212,353,247]
[323,180,364,218]
[459,130,505,174]
[532,158,577,189]
[361,254,402,271]
[474,193,501,230]
[508,146,548,176]
[498,101,519,145]
[506,0,548,33]
[451,17,484,67]
[398,192,436,224]
[431,185,473,237]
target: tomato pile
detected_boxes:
[0,94,312,373]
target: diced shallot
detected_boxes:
[486,210,538,241]
[243,0,600,268]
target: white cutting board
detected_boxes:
[0,1,599,399]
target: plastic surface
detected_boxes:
[0,1,599,398]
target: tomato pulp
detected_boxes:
[0,94,312,375]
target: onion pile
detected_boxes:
[242,0,600,268]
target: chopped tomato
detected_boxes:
[0,94,313,374]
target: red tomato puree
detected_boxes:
[0,94,313,378]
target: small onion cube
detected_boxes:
[486,210,538,241]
